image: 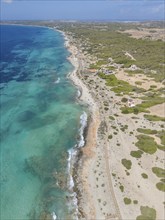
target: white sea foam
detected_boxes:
[77,90,81,98]
[54,77,60,84]
[67,148,79,220]
[71,192,79,220]
[52,212,57,220]
[67,148,78,189]
[67,148,74,190]
[78,111,87,148]
[66,112,87,220]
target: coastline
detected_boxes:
[62,30,101,219]
[2,22,164,220]
[61,29,121,219]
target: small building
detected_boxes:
[88,69,97,73]
[104,70,113,75]
[108,57,114,63]
[101,68,114,75]
[128,65,139,71]
[127,99,135,108]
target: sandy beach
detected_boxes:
[61,28,165,220]
[64,31,122,219]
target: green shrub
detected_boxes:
[107,66,116,70]
[109,116,115,120]
[156,182,165,192]
[119,185,124,192]
[121,106,149,114]
[157,145,165,151]
[152,167,165,178]
[136,206,156,220]
[124,197,132,205]
[121,159,132,170]
[67,23,165,82]
[135,81,142,85]
[133,200,138,204]
[137,128,158,135]
[135,135,158,154]
[121,108,130,114]
[108,134,113,139]
[120,125,128,132]
[141,173,148,179]
[98,73,141,95]
[126,69,144,75]
[121,97,128,103]
[133,108,139,114]
[150,85,157,89]
[144,114,165,122]
[112,173,116,177]
[130,150,143,158]
[157,130,165,145]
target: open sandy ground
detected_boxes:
[115,69,163,91]
[120,28,165,41]
[149,103,165,117]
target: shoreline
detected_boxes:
[61,29,101,219]
[2,24,96,219]
[2,23,95,219]
[61,29,121,219]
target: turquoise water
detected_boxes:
[0,25,85,219]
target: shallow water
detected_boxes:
[0,25,85,219]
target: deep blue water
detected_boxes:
[0,25,85,220]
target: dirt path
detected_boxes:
[104,125,122,220]
[125,52,136,60]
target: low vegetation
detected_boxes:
[152,167,165,178]
[119,185,124,192]
[121,96,164,114]
[160,179,165,183]
[108,134,113,139]
[137,128,158,135]
[121,106,149,114]
[156,182,165,192]
[135,81,142,85]
[133,200,138,204]
[135,135,162,154]
[152,166,165,191]
[109,116,115,120]
[121,97,128,103]
[141,173,148,179]
[98,73,136,95]
[120,125,128,132]
[126,69,144,75]
[136,206,156,220]
[121,159,132,170]
[139,96,164,107]
[124,197,132,205]
[61,22,164,82]
[144,114,165,122]
[130,150,143,158]
[157,130,165,146]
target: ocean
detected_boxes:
[0,25,86,220]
